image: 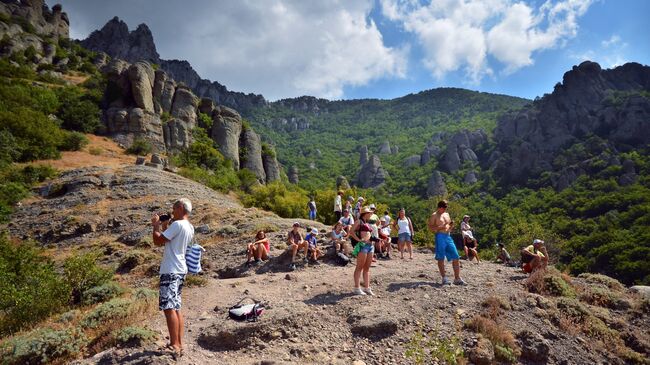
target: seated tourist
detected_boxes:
[521,239,548,274]
[287,222,308,271]
[246,230,270,265]
[331,222,348,253]
[305,228,322,262]
[461,215,478,259]
[496,243,511,264]
[339,209,355,233]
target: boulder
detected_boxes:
[442,147,461,173]
[336,176,350,190]
[239,129,266,183]
[517,330,550,363]
[288,166,299,184]
[630,286,650,300]
[211,106,242,169]
[199,98,216,115]
[404,155,420,167]
[390,145,399,154]
[420,149,431,166]
[356,155,388,188]
[134,156,146,165]
[464,171,478,184]
[170,85,199,124]
[262,152,281,183]
[150,154,164,165]
[468,336,494,365]
[426,171,447,197]
[127,62,155,113]
[378,141,391,154]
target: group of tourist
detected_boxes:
[149,196,551,357]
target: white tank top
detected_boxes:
[397,218,411,234]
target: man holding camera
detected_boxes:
[151,198,194,357]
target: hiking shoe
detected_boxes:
[290,263,296,271]
[254,259,261,265]
[441,277,451,285]
[353,288,367,296]
[454,278,467,286]
[363,287,375,296]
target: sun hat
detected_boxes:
[311,228,318,234]
[360,207,374,215]
[369,203,376,210]
[533,239,544,245]
[358,196,365,201]
[463,215,470,219]
[293,222,300,227]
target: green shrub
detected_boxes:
[578,273,624,291]
[60,131,89,151]
[81,281,125,305]
[112,326,158,347]
[132,288,158,301]
[544,275,576,297]
[88,146,103,155]
[184,275,207,288]
[126,138,153,155]
[55,86,101,133]
[0,327,87,365]
[80,298,133,329]
[241,181,307,218]
[198,112,212,130]
[178,166,240,193]
[57,309,81,323]
[579,286,624,309]
[64,252,113,304]
[0,164,57,222]
[0,235,70,335]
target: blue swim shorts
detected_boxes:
[435,233,460,261]
[398,232,412,242]
[358,242,375,254]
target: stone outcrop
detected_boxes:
[493,61,650,186]
[359,145,368,166]
[336,176,350,190]
[239,129,266,183]
[404,155,420,167]
[127,62,155,113]
[81,17,160,64]
[211,106,243,169]
[357,155,388,188]
[288,166,299,184]
[464,171,478,185]
[378,141,391,154]
[261,116,310,132]
[262,152,281,183]
[426,171,447,197]
[440,129,485,173]
[0,0,69,39]
[81,18,267,114]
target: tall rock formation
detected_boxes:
[357,155,389,188]
[378,141,391,154]
[210,106,243,169]
[493,61,650,187]
[359,145,369,166]
[426,171,447,198]
[288,166,299,184]
[262,152,281,183]
[0,0,69,39]
[81,17,267,114]
[440,129,485,173]
[239,129,266,183]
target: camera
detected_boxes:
[159,213,172,222]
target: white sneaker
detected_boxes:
[353,287,367,295]
[363,287,375,296]
[454,278,467,286]
[441,277,451,285]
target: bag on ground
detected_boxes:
[185,243,205,274]
[336,251,350,266]
[228,297,265,322]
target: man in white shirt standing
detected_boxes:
[151,198,195,357]
[334,191,343,222]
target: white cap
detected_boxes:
[358,196,364,201]
[369,203,376,209]
[533,239,544,245]
[311,228,318,234]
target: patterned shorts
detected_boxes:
[159,273,185,311]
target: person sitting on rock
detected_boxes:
[521,239,548,274]
[496,243,512,265]
[287,222,308,271]
[461,215,478,259]
[338,209,355,233]
[305,228,322,262]
[379,217,392,259]
[331,222,348,253]
[246,230,270,266]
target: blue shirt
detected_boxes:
[305,233,318,247]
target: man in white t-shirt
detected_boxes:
[152,198,194,357]
[334,191,343,222]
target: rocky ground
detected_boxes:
[5,147,650,365]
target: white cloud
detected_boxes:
[61,0,406,100]
[571,34,629,68]
[380,0,593,81]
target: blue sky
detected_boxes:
[60,0,650,101]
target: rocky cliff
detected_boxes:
[81,17,267,114]
[0,0,69,39]
[492,61,650,187]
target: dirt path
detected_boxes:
[140,251,527,365]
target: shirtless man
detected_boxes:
[428,200,466,285]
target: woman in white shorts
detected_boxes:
[392,208,414,259]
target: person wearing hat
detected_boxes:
[521,239,548,273]
[338,208,355,233]
[461,215,480,263]
[345,196,354,214]
[286,222,308,271]
[334,191,344,222]
[428,200,466,285]
[349,207,376,296]
[305,228,322,263]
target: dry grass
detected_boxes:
[61,72,90,85]
[481,295,510,319]
[465,315,521,363]
[24,135,136,172]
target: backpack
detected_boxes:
[185,243,205,274]
[308,201,316,210]
[228,297,265,322]
[336,251,350,266]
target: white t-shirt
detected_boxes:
[381,226,391,236]
[397,217,411,235]
[383,215,391,227]
[334,195,342,212]
[339,215,354,226]
[160,220,194,274]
